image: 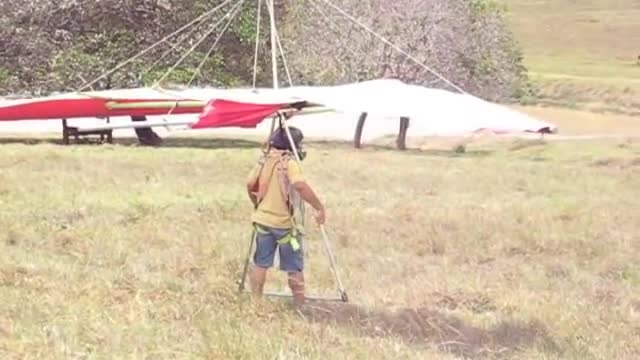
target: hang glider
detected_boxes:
[0,79,556,137]
[0,0,557,142]
[190,79,556,135]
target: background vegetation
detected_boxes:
[497,0,640,114]
[0,0,529,103]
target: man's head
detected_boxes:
[269,126,305,157]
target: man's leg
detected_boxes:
[250,226,277,298]
[287,271,305,307]
[250,265,268,296]
[279,231,305,307]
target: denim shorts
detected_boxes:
[253,224,304,272]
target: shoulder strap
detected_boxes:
[276,152,292,207]
[253,151,290,207]
[252,155,275,206]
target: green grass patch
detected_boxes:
[498,0,640,113]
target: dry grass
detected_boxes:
[0,135,639,359]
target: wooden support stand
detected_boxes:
[353,112,367,149]
[397,117,410,151]
[62,119,113,145]
[353,114,410,150]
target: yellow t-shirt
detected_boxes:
[247,151,304,229]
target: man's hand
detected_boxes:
[293,181,325,226]
[314,207,326,225]
[246,183,259,208]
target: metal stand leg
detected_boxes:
[320,225,349,302]
[238,229,256,292]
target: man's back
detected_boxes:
[248,150,304,229]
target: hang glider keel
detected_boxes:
[0,97,205,122]
[72,104,332,132]
[75,118,194,132]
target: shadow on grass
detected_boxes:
[299,302,559,359]
[0,136,494,157]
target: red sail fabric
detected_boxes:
[0,98,204,121]
[191,99,284,129]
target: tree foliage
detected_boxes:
[0,0,271,95]
[281,0,531,102]
[0,0,531,102]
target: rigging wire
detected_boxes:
[187,0,247,86]
[273,23,293,87]
[304,0,375,77]
[152,0,245,88]
[313,0,469,95]
[76,0,236,92]
[264,0,293,87]
[140,12,217,80]
[159,0,247,120]
[252,0,263,89]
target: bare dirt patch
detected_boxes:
[300,303,558,358]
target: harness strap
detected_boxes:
[255,159,277,206]
[255,224,301,251]
[252,150,305,238]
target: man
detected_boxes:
[246,125,325,307]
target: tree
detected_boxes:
[0,0,273,95]
[279,0,530,148]
[280,0,529,102]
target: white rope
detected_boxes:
[160,0,246,119]
[252,0,263,88]
[266,0,279,89]
[76,0,235,92]
[274,25,293,87]
[152,0,244,88]
[141,13,215,80]
[263,0,292,87]
[187,0,246,86]
[305,0,373,69]
[314,0,469,95]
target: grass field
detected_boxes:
[0,135,639,359]
[500,0,640,114]
[1,1,639,358]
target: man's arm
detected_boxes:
[246,165,260,207]
[288,159,326,224]
[246,184,258,207]
[293,181,325,224]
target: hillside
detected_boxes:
[500,0,640,114]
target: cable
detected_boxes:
[274,24,293,87]
[314,0,469,95]
[252,0,263,88]
[76,0,236,92]
[187,0,247,86]
[305,0,373,71]
[152,0,245,88]
[141,13,216,80]
[160,0,246,119]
